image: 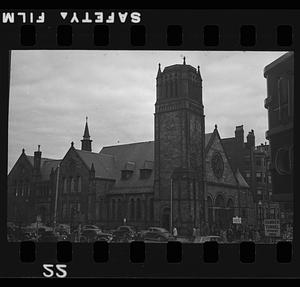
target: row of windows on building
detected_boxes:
[14,183,31,197]
[121,169,152,180]
[245,172,272,184]
[14,182,51,197]
[255,158,270,167]
[62,202,81,219]
[109,197,154,221]
[60,197,155,222]
[62,176,82,193]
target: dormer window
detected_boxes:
[121,161,135,180]
[121,170,133,180]
[140,169,152,179]
[140,160,153,179]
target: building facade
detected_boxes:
[8,60,256,236]
[264,52,294,232]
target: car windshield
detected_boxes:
[84,225,98,229]
[149,227,169,233]
[118,226,134,231]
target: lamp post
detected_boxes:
[53,163,60,231]
[170,177,173,233]
[258,200,262,230]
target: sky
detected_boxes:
[8,50,286,173]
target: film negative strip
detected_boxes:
[0,9,297,278]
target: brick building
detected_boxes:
[8,59,256,235]
[264,52,294,231]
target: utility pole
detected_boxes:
[53,163,60,231]
[170,177,173,233]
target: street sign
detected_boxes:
[36,215,42,222]
[233,216,242,224]
[264,219,280,237]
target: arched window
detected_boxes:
[215,194,225,229]
[117,199,122,220]
[70,177,75,193]
[111,199,116,220]
[78,177,82,193]
[207,196,213,225]
[96,201,101,220]
[226,199,235,227]
[149,198,154,221]
[62,202,67,219]
[130,198,135,220]
[136,198,141,219]
[63,178,67,194]
[74,177,78,192]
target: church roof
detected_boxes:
[220,137,237,170]
[100,141,154,188]
[235,169,249,188]
[75,149,115,180]
[97,134,214,189]
[205,133,213,147]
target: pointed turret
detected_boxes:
[90,162,95,178]
[83,116,90,139]
[197,65,202,81]
[156,63,162,79]
[81,117,92,152]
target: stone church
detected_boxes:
[7,59,255,235]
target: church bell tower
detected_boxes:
[154,58,205,234]
[81,117,92,152]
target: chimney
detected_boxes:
[246,130,255,148]
[235,125,244,147]
[34,145,42,172]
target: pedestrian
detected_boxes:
[173,226,178,239]
[192,227,197,242]
[255,230,261,242]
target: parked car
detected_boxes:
[147,227,173,239]
[38,231,58,242]
[56,224,70,234]
[194,236,223,243]
[95,232,113,243]
[112,226,137,241]
[143,231,175,243]
[80,229,100,242]
[112,227,136,242]
[82,225,101,231]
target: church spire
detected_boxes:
[156,63,162,78]
[83,116,90,139]
[81,116,92,152]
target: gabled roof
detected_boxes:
[40,159,61,180]
[74,149,115,180]
[220,137,237,170]
[205,133,213,148]
[25,155,61,180]
[235,169,249,188]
